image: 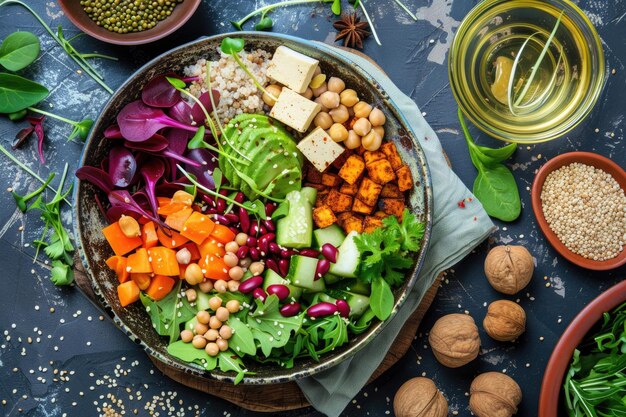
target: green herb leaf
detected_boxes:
[226,316,257,356]
[0,31,40,71]
[168,340,249,383]
[271,200,289,221]
[473,163,521,222]
[220,37,245,55]
[348,307,376,334]
[165,76,186,90]
[255,16,274,31]
[213,166,223,193]
[50,260,74,286]
[331,0,342,15]
[140,281,196,344]
[188,125,206,149]
[0,73,48,113]
[382,209,425,252]
[247,295,304,357]
[230,20,244,31]
[370,276,394,320]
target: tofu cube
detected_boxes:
[357,177,383,206]
[313,205,337,229]
[337,155,365,185]
[363,150,386,165]
[266,46,319,94]
[380,142,403,170]
[297,127,345,172]
[339,182,359,196]
[396,165,414,191]
[364,216,384,233]
[326,189,353,213]
[322,173,341,188]
[381,183,403,198]
[378,198,405,218]
[270,88,321,132]
[352,199,374,215]
[366,159,396,184]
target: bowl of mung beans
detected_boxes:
[58,0,201,46]
[531,152,626,270]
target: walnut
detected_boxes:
[483,300,526,342]
[393,377,448,417]
[484,245,534,295]
[428,314,480,368]
[469,372,522,417]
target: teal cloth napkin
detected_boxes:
[296,45,497,417]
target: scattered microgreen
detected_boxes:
[8,109,27,121]
[391,0,417,20]
[50,260,74,286]
[12,172,55,212]
[331,0,342,15]
[0,31,40,71]
[27,106,93,141]
[231,0,335,31]
[212,166,223,194]
[352,0,381,45]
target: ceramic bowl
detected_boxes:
[538,280,626,417]
[531,152,626,270]
[58,0,201,46]
[73,33,433,384]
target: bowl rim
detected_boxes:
[448,0,606,144]
[530,151,626,271]
[57,0,201,46]
[72,31,434,384]
[538,279,626,417]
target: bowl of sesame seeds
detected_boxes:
[531,152,626,270]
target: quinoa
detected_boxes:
[184,48,272,123]
[541,162,626,261]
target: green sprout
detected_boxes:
[12,172,55,212]
[27,107,93,141]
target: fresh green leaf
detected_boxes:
[0,31,40,71]
[165,76,186,90]
[349,307,376,334]
[217,351,249,384]
[68,118,93,141]
[271,200,289,221]
[8,109,27,121]
[140,281,196,344]
[227,316,257,356]
[12,172,55,212]
[168,340,217,369]
[255,16,274,30]
[50,260,74,286]
[220,37,245,55]
[247,295,303,357]
[188,125,206,149]
[473,163,521,222]
[382,209,425,252]
[0,73,48,113]
[331,0,342,15]
[213,166,223,193]
[370,277,394,320]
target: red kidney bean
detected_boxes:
[266,258,279,274]
[258,225,267,235]
[238,276,263,294]
[205,208,218,215]
[246,237,257,247]
[228,226,239,235]
[249,247,260,261]
[224,213,239,223]
[258,236,269,255]
[215,198,226,213]
[252,287,267,302]
[214,214,230,225]
[269,242,281,254]
[265,203,276,217]
[278,259,290,277]
[280,302,301,317]
[315,259,330,280]
[249,220,260,236]
[280,249,296,259]
[262,219,276,232]
[266,284,290,301]
[307,302,338,318]
[336,300,350,318]
[238,207,250,233]
[234,192,245,204]
[321,243,338,263]
[236,245,249,259]
[299,248,320,258]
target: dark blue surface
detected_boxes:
[0,1,624,416]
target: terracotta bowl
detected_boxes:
[531,152,626,270]
[538,279,626,417]
[58,0,201,45]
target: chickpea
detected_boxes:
[262,84,282,107]
[313,65,322,76]
[227,280,240,292]
[311,82,327,98]
[194,322,209,335]
[196,310,211,325]
[314,97,329,113]
[192,335,207,349]
[224,252,239,268]
[302,87,314,100]
[329,105,350,124]
[209,316,222,330]
[327,77,346,93]
[361,129,383,151]
[185,288,197,303]
[373,126,384,139]
[314,112,333,130]
[198,280,213,293]
[369,108,386,126]
[345,130,362,149]
[208,296,222,311]
[353,118,372,136]
[184,263,204,285]
[205,342,219,357]
[353,101,372,118]
[219,325,233,340]
[309,73,326,89]
[175,247,191,265]
[235,233,248,246]
[319,91,340,109]
[180,329,194,343]
[340,89,359,107]
[226,299,241,313]
[328,123,349,142]
[249,261,265,276]
[216,338,229,352]
[204,329,219,342]
[215,306,230,322]
[224,241,239,254]
[214,279,228,293]
[228,265,244,281]
[118,215,140,238]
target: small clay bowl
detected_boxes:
[58,0,201,46]
[531,152,626,271]
[538,279,626,417]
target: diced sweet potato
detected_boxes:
[364,150,386,165]
[315,190,329,208]
[336,212,352,228]
[332,149,353,170]
[337,155,365,185]
[364,216,384,233]
[306,164,323,184]
[357,177,383,206]
[352,198,374,215]
[381,183,403,198]
[381,142,403,170]
[322,173,342,188]
[396,165,414,191]
[374,210,387,219]
[341,213,364,234]
[313,205,337,229]
[379,198,405,218]
[366,159,396,184]
[339,182,359,196]
[326,189,353,213]
[304,182,326,191]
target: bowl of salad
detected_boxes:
[73,32,432,384]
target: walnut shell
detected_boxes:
[393,377,448,417]
[428,314,480,368]
[483,300,526,342]
[469,372,522,417]
[484,246,534,295]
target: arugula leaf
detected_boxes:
[370,277,394,320]
[0,31,40,71]
[226,316,257,356]
[247,295,303,357]
[140,281,196,344]
[217,351,249,384]
[167,341,250,384]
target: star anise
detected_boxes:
[333,13,370,49]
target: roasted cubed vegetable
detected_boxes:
[374,210,387,219]
[339,182,359,196]
[332,149,353,170]
[381,183,403,198]
[338,155,366,185]
[379,198,405,218]
[304,182,326,191]
[352,198,374,215]
[364,216,384,233]
[396,165,414,191]
[322,173,342,188]
[357,177,383,206]
[367,159,396,184]
[315,190,329,208]
[313,205,337,229]
[306,164,324,184]
[326,189,353,213]
[336,212,352,228]
[342,213,364,234]
[381,142,403,170]
[363,150,386,165]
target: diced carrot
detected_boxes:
[114,257,130,283]
[179,263,188,279]
[117,280,140,307]
[210,224,236,245]
[130,273,151,290]
[199,256,230,281]
[180,212,216,244]
[198,238,225,260]
[157,201,187,216]
[165,206,194,231]
[145,275,176,301]
[172,190,194,206]
[148,246,179,276]
[142,221,159,249]
[106,255,124,271]
[156,227,189,249]
[102,222,143,256]
[127,248,152,274]
[158,197,172,207]
[181,242,201,261]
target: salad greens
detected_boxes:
[167,340,249,384]
[0,30,40,71]
[0,73,48,113]
[140,281,197,344]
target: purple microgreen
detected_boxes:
[13,126,34,149]
[157,148,202,167]
[108,146,137,187]
[190,91,219,125]
[12,172,55,212]
[104,124,123,139]
[124,134,169,152]
[165,129,189,154]
[183,148,218,190]
[117,100,198,142]
[28,114,45,163]
[181,76,200,83]
[141,74,183,108]
[168,100,194,124]
[75,165,114,194]
[108,190,166,228]
[140,159,165,217]
[27,107,93,141]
